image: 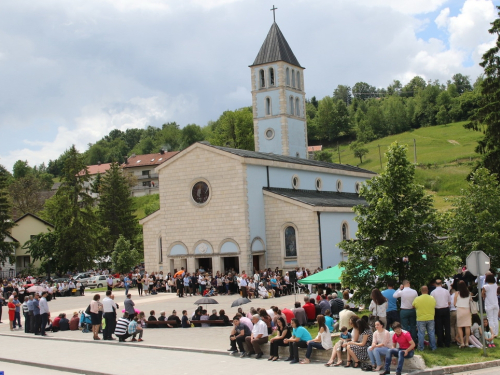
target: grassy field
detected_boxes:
[133,194,159,219]
[324,122,482,210]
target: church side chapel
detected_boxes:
[140,16,376,275]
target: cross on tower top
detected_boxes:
[270,5,277,22]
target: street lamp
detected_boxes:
[47,257,52,281]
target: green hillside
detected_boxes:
[324,122,483,210]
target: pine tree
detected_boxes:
[339,143,458,303]
[466,6,500,177]
[0,166,15,263]
[98,162,138,252]
[42,145,99,271]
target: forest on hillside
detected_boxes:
[8,72,482,179]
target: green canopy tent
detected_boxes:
[297,265,344,285]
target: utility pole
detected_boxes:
[337,143,341,164]
[413,139,417,164]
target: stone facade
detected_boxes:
[141,146,251,274]
[263,194,320,270]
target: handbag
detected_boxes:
[469,298,478,314]
[368,304,380,330]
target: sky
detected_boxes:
[0,0,498,171]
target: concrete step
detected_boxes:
[262,344,425,370]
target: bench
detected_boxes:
[146,320,227,327]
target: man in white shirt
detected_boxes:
[39,292,50,337]
[243,314,269,359]
[258,283,268,298]
[107,275,114,291]
[240,272,248,298]
[393,280,418,343]
[430,280,451,347]
[102,290,118,340]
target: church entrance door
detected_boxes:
[252,255,260,273]
[196,258,212,273]
[223,257,239,274]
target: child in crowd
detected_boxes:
[483,318,495,347]
[128,316,144,342]
[470,314,483,348]
[337,326,352,352]
[181,310,191,328]
[138,311,146,328]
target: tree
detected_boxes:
[452,73,473,95]
[387,80,402,96]
[333,85,352,105]
[465,6,500,177]
[352,82,376,100]
[436,105,451,125]
[12,160,31,179]
[316,96,336,140]
[9,175,46,215]
[98,162,139,252]
[91,173,102,195]
[313,150,333,163]
[401,76,426,98]
[209,108,254,150]
[112,235,142,274]
[23,231,58,274]
[445,168,500,268]
[350,141,369,164]
[41,145,99,271]
[0,167,16,264]
[180,124,204,149]
[339,143,457,303]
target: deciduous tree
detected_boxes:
[0,167,15,264]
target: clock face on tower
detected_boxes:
[192,181,210,204]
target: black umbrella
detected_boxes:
[194,297,218,306]
[231,297,251,308]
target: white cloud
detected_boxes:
[435,7,450,28]
[355,0,449,14]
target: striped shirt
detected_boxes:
[115,318,130,336]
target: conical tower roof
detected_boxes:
[250,22,302,68]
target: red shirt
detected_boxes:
[393,330,413,350]
[53,317,61,328]
[303,303,316,320]
[282,308,294,323]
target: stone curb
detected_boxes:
[0,356,110,375]
[410,359,500,375]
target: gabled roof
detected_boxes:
[205,144,376,175]
[263,187,367,208]
[78,163,112,176]
[250,22,302,68]
[14,213,54,228]
[123,151,179,168]
[4,234,19,242]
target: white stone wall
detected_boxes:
[142,147,251,274]
[263,194,321,271]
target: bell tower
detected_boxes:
[250,22,308,158]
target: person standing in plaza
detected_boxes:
[39,291,49,337]
[12,293,21,329]
[7,296,15,331]
[102,290,117,340]
[454,280,472,348]
[27,295,34,333]
[124,294,136,321]
[240,271,248,298]
[393,280,418,343]
[177,275,184,298]
[22,296,30,333]
[482,274,499,338]
[369,288,388,329]
[123,274,131,296]
[382,281,400,328]
[431,279,451,347]
[32,293,40,335]
[243,314,269,359]
[90,294,103,340]
[136,275,143,296]
[106,275,114,292]
[412,286,436,351]
[449,289,458,344]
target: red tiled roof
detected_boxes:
[122,151,179,168]
[308,145,323,152]
[78,163,112,176]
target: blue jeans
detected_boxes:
[125,285,129,295]
[400,309,417,343]
[385,348,414,373]
[368,346,390,366]
[305,341,324,359]
[417,320,436,350]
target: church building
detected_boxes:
[140,22,376,275]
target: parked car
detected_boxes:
[52,277,70,284]
[86,275,120,289]
[74,272,93,286]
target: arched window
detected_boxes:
[336,179,343,192]
[259,69,265,88]
[297,71,301,90]
[291,69,296,88]
[284,226,297,257]
[355,182,361,194]
[341,222,349,241]
[289,96,294,115]
[158,237,163,263]
[286,68,290,86]
[266,97,271,115]
[269,67,275,86]
[295,97,300,116]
